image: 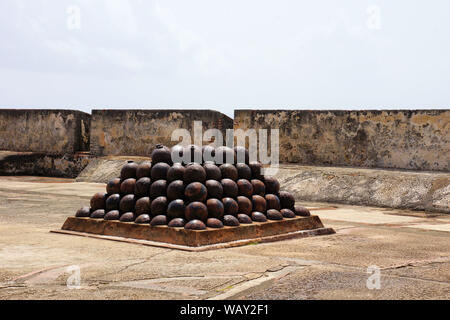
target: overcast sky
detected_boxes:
[0,0,449,117]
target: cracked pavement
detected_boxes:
[0,176,449,300]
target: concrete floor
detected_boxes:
[0,176,449,300]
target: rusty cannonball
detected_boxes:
[185,182,207,202]
[150,215,168,226]
[206,198,224,219]
[249,161,262,179]
[185,202,208,222]
[237,213,253,224]
[151,162,170,181]
[251,179,265,196]
[223,215,240,227]
[236,163,252,180]
[237,196,252,215]
[234,146,249,164]
[185,219,207,230]
[215,146,236,164]
[168,217,186,228]
[279,191,295,210]
[135,214,151,224]
[135,197,151,216]
[120,161,138,180]
[120,178,136,195]
[294,205,311,217]
[136,161,152,179]
[167,180,185,201]
[280,208,296,218]
[90,192,106,211]
[203,162,222,181]
[167,199,186,220]
[106,194,121,212]
[265,194,281,211]
[267,209,283,220]
[264,176,280,195]
[151,196,168,216]
[167,163,185,182]
[251,195,266,213]
[106,178,121,194]
[221,179,238,198]
[76,206,90,218]
[184,163,206,184]
[206,180,223,199]
[119,194,135,213]
[184,144,203,164]
[151,144,172,165]
[90,209,105,218]
[202,145,216,163]
[120,212,136,222]
[237,179,253,198]
[251,211,267,222]
[220,163,238,181]
[134,177,151,198]
[104,210,120,220]
[150,180,167,198]
[206,218,224,229]
[222,197,239,216]
[170,145,185,164]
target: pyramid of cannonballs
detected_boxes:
[75,144,311,230]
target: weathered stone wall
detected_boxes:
[234,110,449,171]
[90,109,233,156]
[0,109,90,154]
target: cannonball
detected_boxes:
[264,176,280,194]
[76,207,90,218]
[185,219,207,230]
[119,194,135,213]
[106,178,121,194]
[221,179,238,198]
[120,212,136,222]
[265,194,281,210]
[167,163,185,182]
[206,218,224,229]
[215,146,236,164]
[150,180,167,199]
[150,196,168,216]
[237,179,253,198]
[170,145,185,164]
[205,180,223,199]
[202,145,216,163]
[251,179,265,196]
[167,199,186,220]
[251,211,267,222]
[120,161,138,180]
[267,209,283,220]
[184,144,203,164]
[151,144,172,165]
[234,146,249,164]
[249,161,262,179]
[280,208,296,218]
[294,205,311,217]
[223,215,240,227]
[237,196,252,215]
[135,214,151,224]
[279,191,295,210]
[104,210,120,220]
[236,163,252,180]
[206,198,224,219]
[185,202,208,222]
[135,197,151,216]
[105,194,121,212]
[222,197,239,216]
[168,217,186,228]
[203,162,222,181]
[185,182,207,202]
[167,180,185,201]
[134,177,151,198]
[237,213,253,224]
[184,163,206,184]
[251,195,266,213]
[90,192,106,211]
[120,178,136,195]
[151,162,170,181]
[136,161,152,179]
[220,163,238,181]
[150,215,168,226]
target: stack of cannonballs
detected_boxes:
[75,144,311,230]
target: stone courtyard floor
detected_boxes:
[0,176,449,300]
